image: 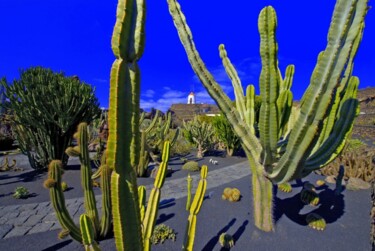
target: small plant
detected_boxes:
[219,233,235,249]
[61,181,68,192]
[182,161,200,172]
[222,187,241,202]
[306,213,326,231]
[150,224,176,245]
[316,180,325,187]
[278,182,292,193]
[13,186,29,199]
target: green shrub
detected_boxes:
[150,224,176,245]
[13,186,29,199]
[182,161,200,172]
[1,67,101,169]
[212,114,241,156]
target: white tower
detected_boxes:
[187,92,195,104]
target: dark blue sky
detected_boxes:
[1,0,374,111]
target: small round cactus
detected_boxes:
[306,213,326,231]
[219,233,234,249]
[222,187,241,202]
[182,161,200,172]
[316,180,325,187]
[13,186,29,199]
[61,181,68,192]
[278,182,292,193]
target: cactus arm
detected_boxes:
[219,44,246,121]
[142,141,170,251]
[108,0,145,249]
[78,123,100,232]
[269,0,368,184]
[183,165,207,251]
[99,160,112,238]
[80,214,101,251]
[186,173,192,211]
[46,160,82,242]
[245,85,256,134]
[277,65,294,138]
[167,0,262,159]
[303,77,359,174]
[138,186,146,222]
[258,6,280,166]
[313,21,362,150]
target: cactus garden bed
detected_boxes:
[0,148,373,250]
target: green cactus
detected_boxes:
[80,214,101,251]
[45,123,112,244]
[219,233,235,249]
[182,161,200,172]
[13,186,29,199]
[0,157,17,171]
[150,224,176,245]
[183,116,214,158]
[183,165,208,251]
[186,173,192,211]
[278,182,292,193]
[306,213,326,231]
[211,114,240,156]
[167,0,368,231]
[1,67,100,170]
[66,123,100,233]
[222,187,241,202]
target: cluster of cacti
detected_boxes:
[319,146,374,182]
[167,0,368,231]
[150,224,176,245]
[222,187,241,202]
[182,161,200,172]
[183,116,214,158]
[1,67,100,169]
[147,112,180,162]
[219,233,235,249]
[300,183,319,206]
[277,182,292,193]
[306,213,326,231]
[44,122,112,243]
[13,186,29,199]
[183,165,208,251]
[211,114,240,156]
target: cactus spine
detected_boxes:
[167,0,368,232]
[183,165,208,251]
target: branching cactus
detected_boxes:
[167,0,368,232]
[45,123,112,243]
[183,117,214,158]
[183,165,208,251]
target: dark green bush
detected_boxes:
[1,67,100,169]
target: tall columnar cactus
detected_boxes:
[183,116,214,158]
[137,111,160,177]
[167,0,368,232]
[183,165,208,251]
[66,123,100,232]
[45,123,112,243]
[107,0,145,249]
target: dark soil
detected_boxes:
[0,150,372,250]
